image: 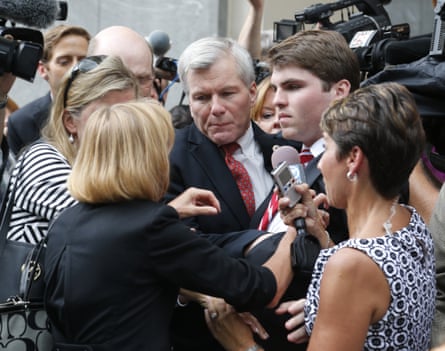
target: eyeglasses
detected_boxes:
[136,74,154,87]
[63,55,107,107]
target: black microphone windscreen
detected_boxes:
[271,145,301,169]
[384,35,431,65]
[0,0,59,28]
[146,30,171,57]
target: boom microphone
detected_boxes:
[271,146,307,235]
[0,0,60,28]
[146,30,171,57]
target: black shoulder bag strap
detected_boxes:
[0,150,26,257]
[0,138,9,184]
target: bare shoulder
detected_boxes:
[321,247,388,299]
[320,247,390,322]
[324,247,378,275]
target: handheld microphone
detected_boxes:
[270,146,307,235]
[0,0,60,28]
[145,30,171,57]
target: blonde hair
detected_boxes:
[251,75,272,121]
[42,55,139,165]
[68,100,174,203]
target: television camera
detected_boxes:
[274,0,430,77]
[360,0,445,177]
[0,0,67,82]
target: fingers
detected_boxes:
[193,188,221,213]
[287,325,310,344]
[168,187,221,219]
[279,203,308,227]
[275,299,305,315]
[317,208,330,228]
[191,206,220,216]
[204,309,258,351]
[275,299,309,345]
[239,312,269,340]
[284,308,305,332]
[204,296,234,321]
[204,309,215,327]
[313,193,329,209]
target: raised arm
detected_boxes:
[237,0,265,60]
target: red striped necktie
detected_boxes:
[300,148,314,166]
[258,147,314,231]
[222,143,256,217]
[258,191,279,231]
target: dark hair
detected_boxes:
[321,82,425,199]
[169,104,193,129]
[268,30,360,92]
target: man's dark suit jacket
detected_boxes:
[166,122,298,256]
[7,92,51,156]
[167,122,299,351]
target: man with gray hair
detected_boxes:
[165,36,296,351]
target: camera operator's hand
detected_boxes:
[0,72,17,143]
[0,72,16,99]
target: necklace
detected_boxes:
[383,201,397,235]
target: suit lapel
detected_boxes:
[187,125,250,226]
[304,153,323,187]
[253,124,279,173]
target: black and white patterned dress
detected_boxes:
[305,206,436,351]
[6,141,77,244]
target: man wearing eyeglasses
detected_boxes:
[88,25,157,100]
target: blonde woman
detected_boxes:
[44,101,297,351]
[251,75,280,134]
[6,55,139,243]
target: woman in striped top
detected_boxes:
[6,55,139,244]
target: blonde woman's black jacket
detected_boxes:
[44,199,276,351]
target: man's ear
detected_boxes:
[333,79,351,99]
[63,110,77,136]
[38,61,49,81]
[249,81,257,106]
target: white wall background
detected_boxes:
[10,0,436,110]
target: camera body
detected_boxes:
[273,0,423,77]
[154,56,177,81]
[0,26,43,82]
[0,1,68,82]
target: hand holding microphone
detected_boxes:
[270,146,308,235]
[271,146,332,273]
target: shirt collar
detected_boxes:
[303,138,325,158]
[235,124,255,156]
